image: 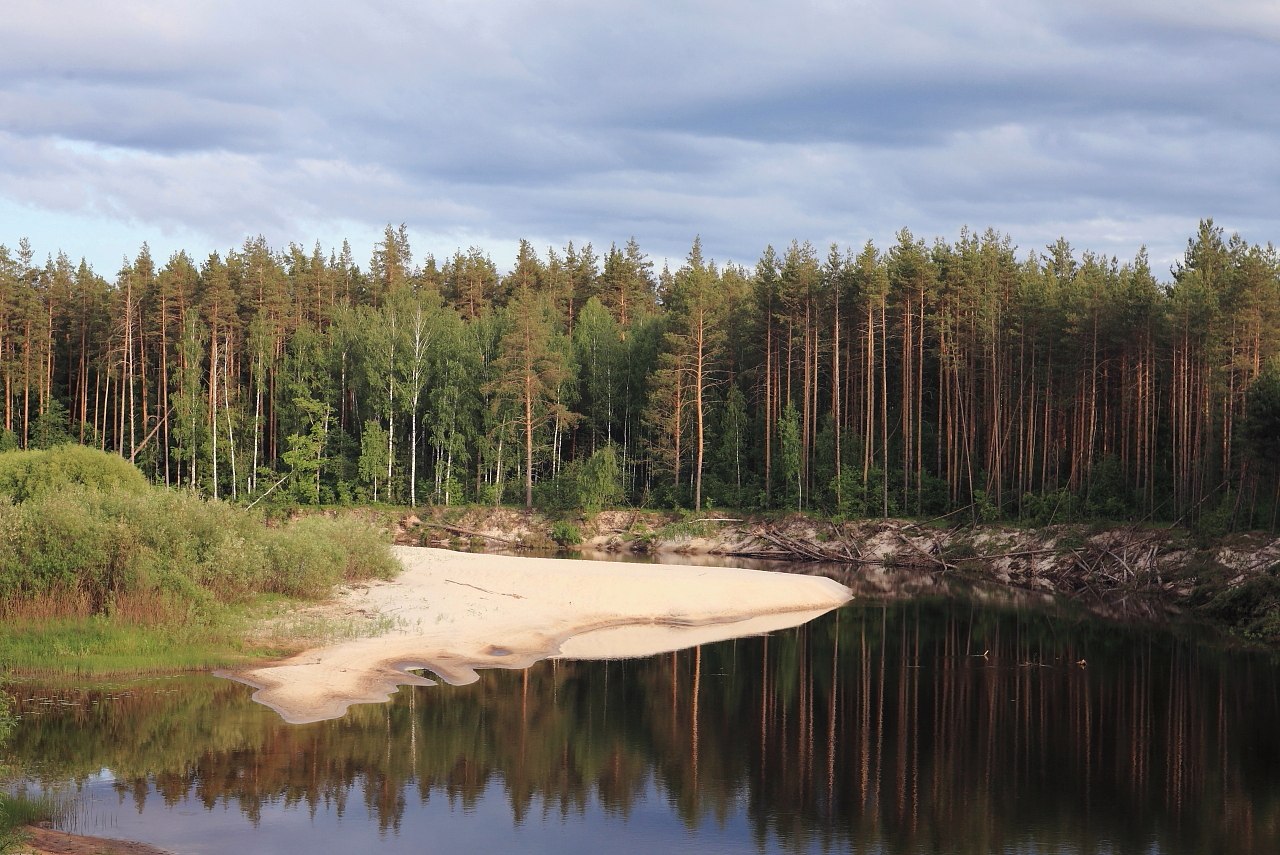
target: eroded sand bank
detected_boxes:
[225,546,851,723]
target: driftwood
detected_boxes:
[895,531,955,572]
[726,525,941,568]
[417,521,519,545]
[445,578,525,599]
[725,524,1177,595]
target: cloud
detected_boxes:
[0,0,1277,276]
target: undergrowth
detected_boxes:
[0,447,397,675]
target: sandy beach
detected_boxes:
[226,546,851,723]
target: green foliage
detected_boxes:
[573,444,625,511]
[0,693,12,745]
[1085,456,1134,520]
[1200,569,1280,641]
[830,466,898,518]
[1,791,52,853]
[1244,359,1280,470]
[916,472,951,516]
[1021,488,1079,526]
[573,297,625,449]
[535,445,625,513]
[282,396,332,504]
[970,489,1001,523]
[0,476,395,621]
[0,445,148,503]
[550,520,583,547]
[1193,491,1238,545]
[29,399,71,449]
[654,516,717,541]
[777,403,802,510]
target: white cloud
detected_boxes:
[0,0,1277,276]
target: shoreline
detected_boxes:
[389,507,1280,639]
[15,825,173,855]
[225,546,852,723]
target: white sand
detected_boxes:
[225,546,852,723]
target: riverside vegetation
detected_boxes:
[1,693,53,853]
[0,445,397,676]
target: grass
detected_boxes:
[0,589,414,678]
[653,517,718,541]
[0,616,263,676]
[0,448,400,678]
[246,597,409,650]
[0,793,54,854]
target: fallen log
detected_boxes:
[416,521,519,545]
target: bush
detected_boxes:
[0,473,395,619]
[550,520,583,547]
[1021,488,1079,526]
[0,446,148,502]
[1085,456,1134,520]
[1194,491,1237,543]
[1200,570,1280,641]
[535,445,625,513]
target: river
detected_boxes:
[4,562,1279,854]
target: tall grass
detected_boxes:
[0,693,42,854]
[0,447,397,673]
[0,791,55,854]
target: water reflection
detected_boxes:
[5,599,1279,854]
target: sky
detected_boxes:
[2,0,1277,280]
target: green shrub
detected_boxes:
[1194,491,1237,543]
[0,476,395,619]
[550,520,583,547]
[574,445,624,511]
[535,445,625,513]
[1085,456,1135,520]
[1021,488,1079,525]
[1200,571,1280,641]
[0,446,148,502]
[970,489,1001,523]
[294,515,397,581]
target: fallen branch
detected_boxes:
[418,521,519,545]
[444,579,525,599]
[896,531,955,572]
[246,473,291,510]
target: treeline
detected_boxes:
[1,220,1278,526]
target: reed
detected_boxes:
[0,792,55,854]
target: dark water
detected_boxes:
[5,587,1280,854]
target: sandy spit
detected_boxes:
[224,546,851,723]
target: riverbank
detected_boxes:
[226,546,852,723]
[388,506,1280,641]
[10,825,171,855]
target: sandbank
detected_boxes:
[225,546,851,723]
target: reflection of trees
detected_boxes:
[6,603,1280,854]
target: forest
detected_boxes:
[1,219,1277,529]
